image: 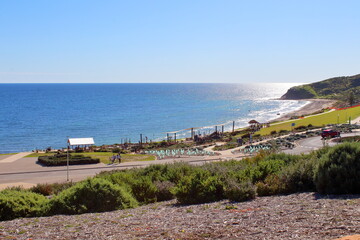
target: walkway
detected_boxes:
[0,152,32,163]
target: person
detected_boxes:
[117,153,121,163]
[110,155,116,164]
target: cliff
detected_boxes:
[281,74,360,100]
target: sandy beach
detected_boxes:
[274,99,337,122]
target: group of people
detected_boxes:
[110,153,121,164]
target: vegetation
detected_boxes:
[0,190,48,221]
[28,152,155,164]
[256,105,360,136]
[48,178,138,215]
[1,142,359,221]
[314,143,360,194]
[281,73,360,101]
[38,153,100,166]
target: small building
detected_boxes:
[67,138,95,151]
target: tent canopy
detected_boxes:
[68,138,94,146]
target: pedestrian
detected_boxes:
[117,153,121,163]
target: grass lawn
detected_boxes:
[256,106,360,136]
[0,153,17,156]
[26,151,155,164]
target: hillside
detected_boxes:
[281,74,360,100]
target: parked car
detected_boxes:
[321,129,340,138]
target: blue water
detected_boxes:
[0,83,306,153]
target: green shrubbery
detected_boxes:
[314,143,360,194]
[38,153,100,166]
[1,143,359,221]
[0,190,48,221]
[48,178,138,215]
[173,169,224,204]
[30,181,75,196]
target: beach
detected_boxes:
[273,99,337,122]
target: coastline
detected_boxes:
[272,99,337,122]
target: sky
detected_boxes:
[0,0,359,83]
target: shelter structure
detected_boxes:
[67,138,95,151]
[248,120,261,131]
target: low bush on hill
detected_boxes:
[224,180,256,202]
[172,168,225,204]
[30,181,75,196]
[0,190,49,221]
[38,153,100,166]
[47,178,138,215]
[314,143,360,194]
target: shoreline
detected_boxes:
[0,99,338,154]
[271,99,337,122]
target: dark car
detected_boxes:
[321,129,340,138]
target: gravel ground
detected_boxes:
[1,192,359,240]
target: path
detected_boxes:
[0,152,32,163]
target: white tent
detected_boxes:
[68,138,95,146]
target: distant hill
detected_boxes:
[281,74,360,101]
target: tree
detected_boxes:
[349,91,355,106]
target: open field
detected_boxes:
[257,106,360,136]
[26,152,155,164]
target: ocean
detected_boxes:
[0,83,307,153]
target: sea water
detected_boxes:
[0,83,307,153]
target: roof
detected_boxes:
[248,120,259,124]
[68,138,95,146]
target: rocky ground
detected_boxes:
[1,192,359,240]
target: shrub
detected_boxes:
[280,157,316,193]
[48,178,138,215]
[0,190,48,221]
[30,181,75,196]
[30,183,53,196]
[256,175,286,196]
[97,171,158,204]
[38,153,100,166]
[154,181,176,201]
[130,176,158,204]
[172,169,224,204]
[224,180,256,202]
[314,143,360,194]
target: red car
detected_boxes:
[321,129,340,138]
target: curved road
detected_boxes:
[283,132,359,155]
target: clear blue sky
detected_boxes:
[0,0,359,83]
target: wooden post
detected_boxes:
[232,121,235,132]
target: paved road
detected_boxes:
[0,155,226,189]
[283,132,359,155]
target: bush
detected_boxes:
[30,182,75,196]
[256,175,286,196]
[154,181,176,201]
[97,171,158,204]
[172,169,224,204]
[130,176,158,204]
[48,178,138,215]
[0,190,48,221]
[38,153,100,166]
[314,143,360,194]
[280,157,316,193]
[224,180,256,202]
